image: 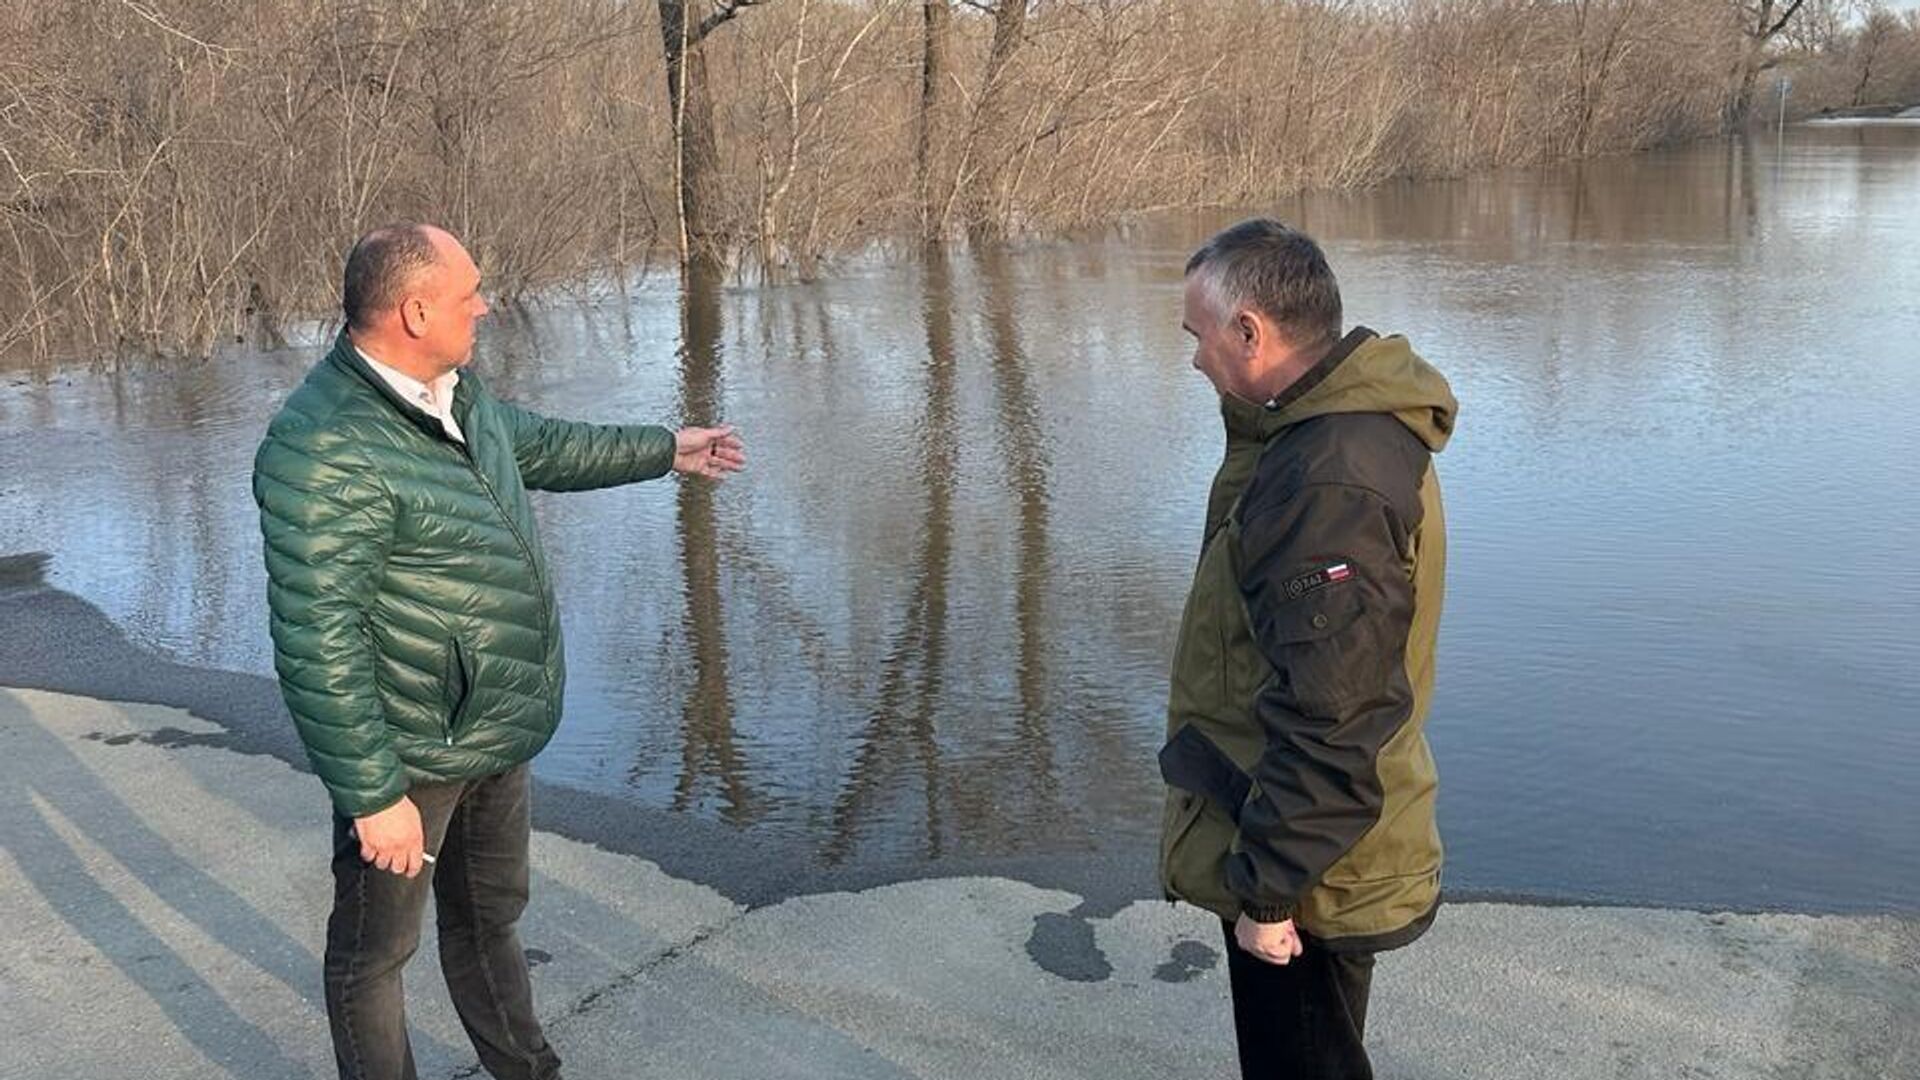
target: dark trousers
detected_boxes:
[1221,922,1376,1080]
[323,764,560,1080]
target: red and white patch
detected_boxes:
[1325,563,1353,583]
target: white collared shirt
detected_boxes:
[356,346,465,444]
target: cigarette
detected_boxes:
[421,853,437,865]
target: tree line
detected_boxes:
[2,0,1916,364]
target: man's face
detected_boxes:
[411,230,489,369]
[1183,275,1252,401]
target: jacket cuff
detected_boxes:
[1225,852,1294,924]
[1242,902,1294,924]
[328,767,409,820]
[639,424,677,480]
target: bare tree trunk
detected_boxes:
[759,0,811,271]
[982,2,1027,110]
[657,0,739,274]
[917,0,952,243]
[1733,38,1765,125]
[962,0,1028,242]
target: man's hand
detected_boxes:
[673,425,747,479]
[354,796,426,878]
[1234,913,1305,966]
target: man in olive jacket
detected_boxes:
[1160,220,1455,1079]
[255,224,743,1080]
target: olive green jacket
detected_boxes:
[254,333,675,817]
[1159,328,1456,950]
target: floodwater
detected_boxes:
[3,123,1916,912]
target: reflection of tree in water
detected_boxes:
[1725,133,1759,241]
[708,523,846,694]
[824,244,1068,862]
[1568,161,1590,244]
[824,247,959,863]
[664,264,756,824]
[975,244,1062,824]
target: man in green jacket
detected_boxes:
[1159,219,1456,1079]
[255,224,743,1080]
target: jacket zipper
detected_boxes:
[455,440,558,721]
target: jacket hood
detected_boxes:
[1220,327,1457,453]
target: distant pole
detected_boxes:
[1777,78,1791,140]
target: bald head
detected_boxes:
[342,224,488,377]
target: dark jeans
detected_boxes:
[324,764,560,1080]
[1221,922,1376,1080]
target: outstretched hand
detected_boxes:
[673,425,747,480]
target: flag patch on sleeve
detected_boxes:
[1284,561,1355,600]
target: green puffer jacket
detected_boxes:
[254,333,675,817]
[1160,327,1456,951]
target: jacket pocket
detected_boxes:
[1158,789,1205,899]
[1159,723,1252,815]
[441,638,476,744]
[1256,583,1371,717]
[1158,726,1255,916]
[1159,788,1240,917]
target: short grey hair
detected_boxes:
[342,224,442,330]
[1185,219,1342,349]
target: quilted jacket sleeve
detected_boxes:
[254,428,408,817]
[495,400,676,492]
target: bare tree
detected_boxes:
[1729,0,1811,124]
[958,0,1029,240]
[752,0,893,274]
[656,0,774,271]
[1779,0,1855,52]
[1849,4,1900,106]
[1567,0,1660,157]
[7,0,1920,366]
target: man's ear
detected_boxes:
[400,296,428,339]
[1236,309,1262,353]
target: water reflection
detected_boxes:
[666,264,755,825]
[1722,135,1759,241]
[823,249,959,862]
[3,125,1918,911]
[977,244,1062,824]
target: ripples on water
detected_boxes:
[2,126,1916,911]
